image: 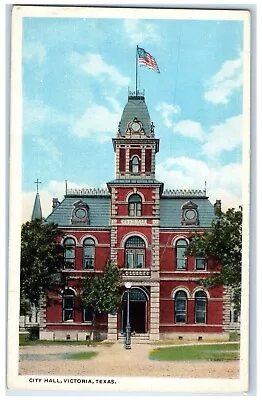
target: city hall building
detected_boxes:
[38,91,233,341]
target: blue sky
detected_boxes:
[21,9,247,222]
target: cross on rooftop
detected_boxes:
[34,178,42,194]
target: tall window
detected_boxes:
[131,156,139,173]
[128,194,142,217]
[175,239,188,270]
[62,288,74,321]
[125,236,145,268]
[64,237,76,269]
[174,291,187,323]
[83,238,95,269]
[195,291,207,323]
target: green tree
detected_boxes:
[81,260,121,343]
[187,207,242,310]
[20,218,64,314]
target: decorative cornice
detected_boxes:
[162,189,206,197]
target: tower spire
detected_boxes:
[31,179,43,220]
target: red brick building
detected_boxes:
[40,91,231,341]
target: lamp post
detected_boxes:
[124,282,132,349]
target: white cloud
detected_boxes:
[69,52,130,88]
[123,19,161,46]
[72,99,122,142]
[156,102,205,141]
[156,157,242,210]
[204,55,243,104]
[157,101,242,157]
[23,42,46,64]
[156,102,180,128]
[202,115,243,156]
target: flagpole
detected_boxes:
[135,45,138,96]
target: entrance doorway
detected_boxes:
[121,287,148,334]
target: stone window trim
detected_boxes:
[63,237,76,270]
[124,235,146,269]
[62,288,75,322]
[194,290,208,324]
[83,237,95,270]
[174,290,188,324]
[128,193,142,217]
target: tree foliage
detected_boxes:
[82,260,121,315]
[187,207,242,310]
[81,260,121,343]
[20,218,63,314]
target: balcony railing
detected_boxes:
[121,268,151,277]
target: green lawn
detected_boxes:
[63,352,98,360]
[19,333,112,347]
[149,343,240,362]
[20,351,98,361]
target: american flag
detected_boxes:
[137,47,160,73]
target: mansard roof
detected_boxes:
[118,93,152,137]
[160,197,215,228]
[46,194,110,227]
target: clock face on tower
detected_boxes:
[127,118,143,134]
[131,121,141,132]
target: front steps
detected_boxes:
[117,333,150,343]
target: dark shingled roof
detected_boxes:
[160,197,215,228]
[46,193,215,229]
[118,95,151,136]
[46,195,111,227]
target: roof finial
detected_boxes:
[34,178,42,194]
[204,180,207,195]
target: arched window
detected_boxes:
[195,291,207,323]
[83,238,95,269]
[62,288,74,321]
[174,291,187,323]
[125,236,145,268]
[64,237,76,269]
[131,156,139,173]
[175,239,188,270]
[128,194,142,217]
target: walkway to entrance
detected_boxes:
[19,341,239,379]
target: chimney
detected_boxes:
[52,198,60,210]
[214,199,221,214]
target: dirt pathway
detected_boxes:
[19,342,239,378]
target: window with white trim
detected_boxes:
[195,255,206,270]
[64,237,76,269]
[83,238,95,269]
[174,290,187,323]
[131,156,139,173]
[175,239,188,270]
[125,236,145,268]
[195,290,207,323]
[128,194,142,217]
[62,289,74,321]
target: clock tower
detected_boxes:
[107,90,162,340]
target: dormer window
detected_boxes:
[181,201,199,226]
[71,200,90,225]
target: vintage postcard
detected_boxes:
[8,4,251,394]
